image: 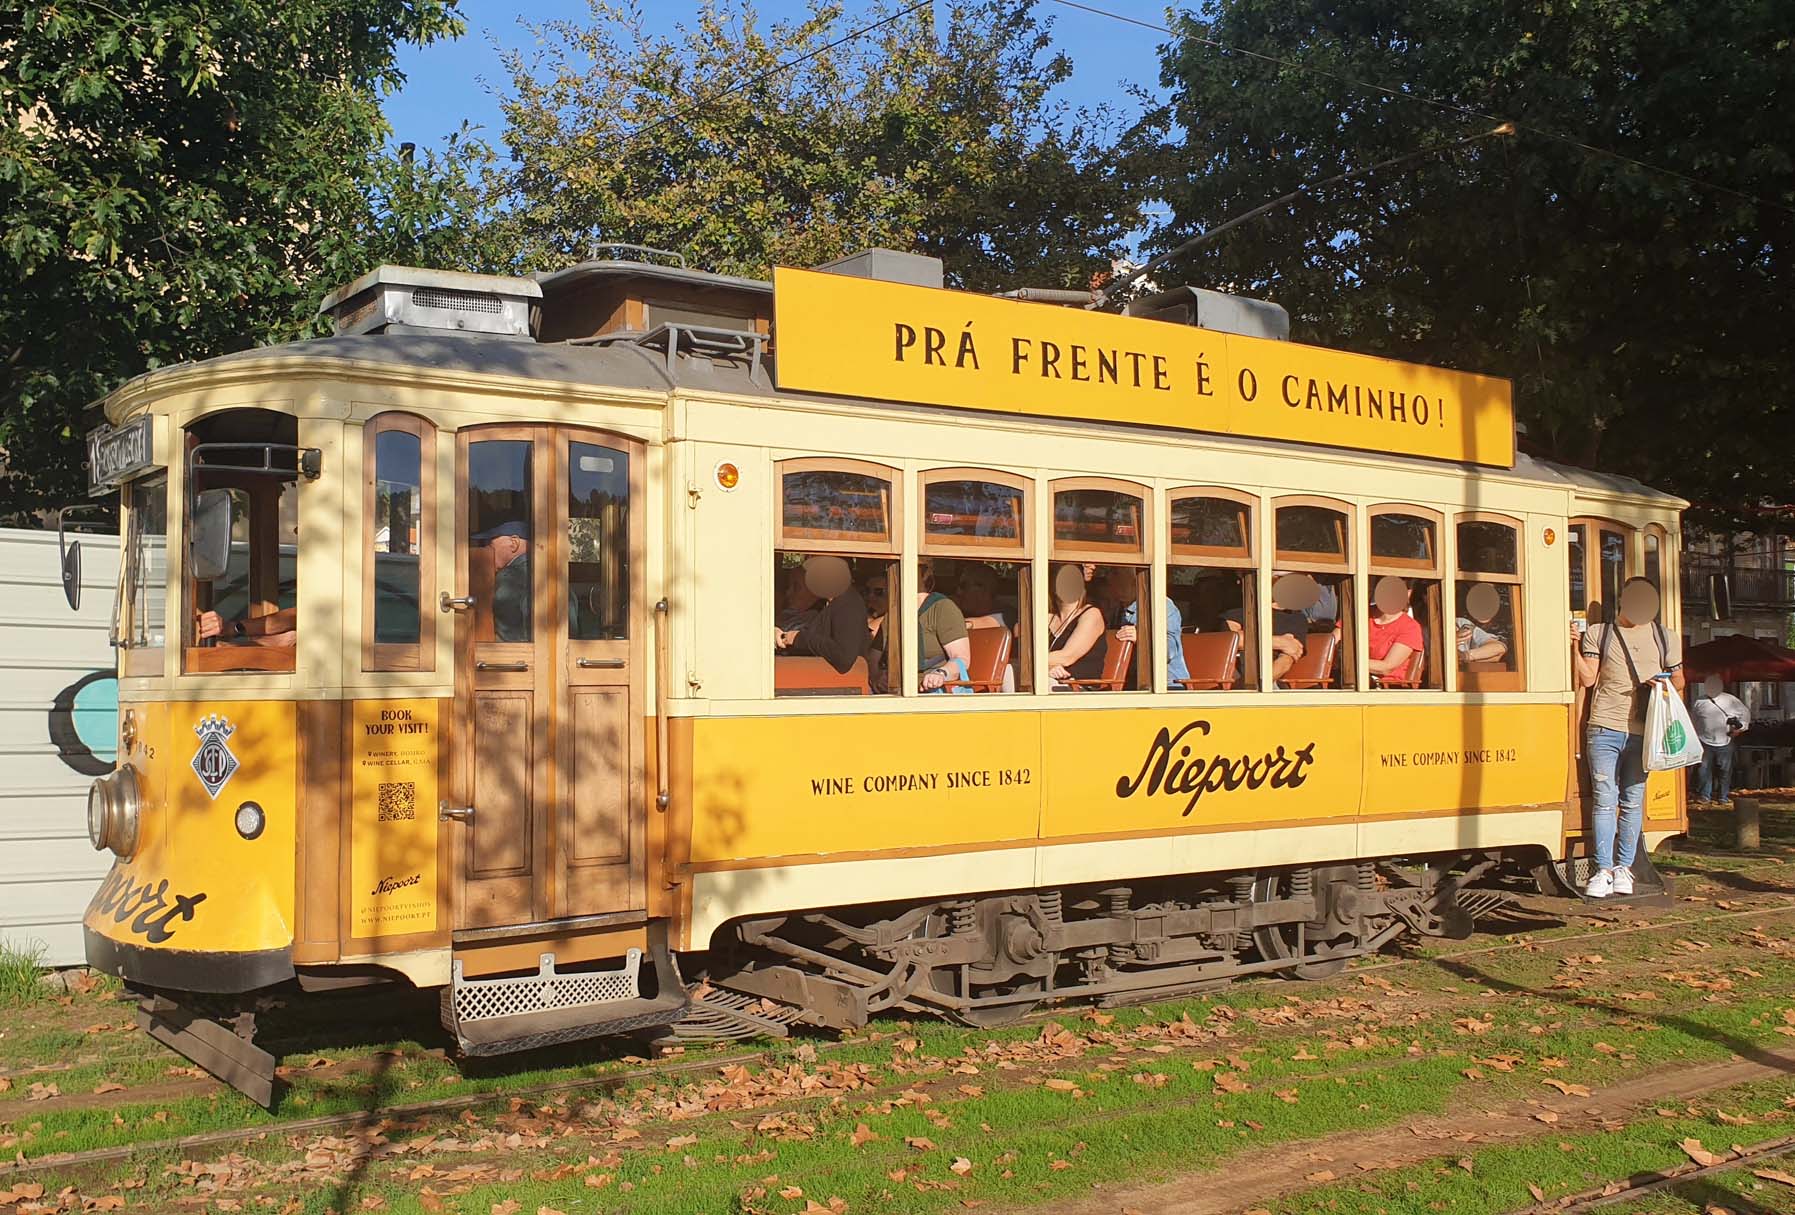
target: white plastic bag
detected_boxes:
[1644,678,1704,771]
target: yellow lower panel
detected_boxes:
[687,703,1572,864]
[86,699,297,955]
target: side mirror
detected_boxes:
[189,489,234,582]
[58,529,81,612]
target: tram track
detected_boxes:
[1518,1133,1795,1212]
[6,889,1792,1185]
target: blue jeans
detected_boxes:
[1586,727,1646,872]
[1695,742,1736,802]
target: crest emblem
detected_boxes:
[191,714,239,799]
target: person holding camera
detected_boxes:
[1690,674,1750,806]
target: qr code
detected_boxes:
[377,781,416,822]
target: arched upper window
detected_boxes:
[919,468,1030,557]
[1457,512,1525,691]
[1169,489,1254,567]
[364,412,437,672]
[1369,506,1442,576]
[1273,497,1352,571]
[778,457,898,554]
[1051,478,1148,562]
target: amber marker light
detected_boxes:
[1544,527,1557,545]
[715,461,741,491]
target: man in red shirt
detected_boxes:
[1368,576,1424,681]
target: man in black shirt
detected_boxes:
[775,555,868,674]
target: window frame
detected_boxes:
[1570,515,1634,623]
[121,472,170,680]
[1368,504,1444,577]
[918,467,1033,559]
[1049,476,1151,565]
[1168,487,1255,569]
[1454,511,1526,693]
[777,456,901,556]
[1272,495,1354,573]
[363,412,437,673]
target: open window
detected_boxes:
[1369,505,1443,689]
[919,469,1032,693]
[1168,489,1257,690]
[775,458,896,696]
[183,409,311,674]
[1456,513,1525,691]
[364,413,436,671]
[1272,497,1354,689]
[121,473,169,678]
[1569,517,1632,625]
[1049,478,1149,691]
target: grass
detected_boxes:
[0,940,46,1007]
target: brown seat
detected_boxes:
[942,625,1012,692]
[775,655,870,695]
[1373,645,1426,688]
[1065,629,1134,691]
[1280,631,1339,689]
[1178,631,1241,690]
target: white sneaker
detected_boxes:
[1583,868,1615,899]
[1611,867,1635,896]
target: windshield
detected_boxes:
[123,473,169,653]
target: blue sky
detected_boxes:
[384,0,1174,154]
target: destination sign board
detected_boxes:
[87,416,157,495]
[772,268,1516,468]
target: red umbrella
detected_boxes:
[1683,633,1795,682]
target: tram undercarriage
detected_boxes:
[697,853,1504,1032]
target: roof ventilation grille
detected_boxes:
[318,266,542,339]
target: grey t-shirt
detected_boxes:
[1581,622,1682,733]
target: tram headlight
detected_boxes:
[85,768,142,859]
[234,800,266,841]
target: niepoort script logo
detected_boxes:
[190,714,239,800]
[371,872,422,897]
[1116,720,1317,817]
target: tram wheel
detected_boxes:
[1250,868,1359,980]
[932,973,1047,1027]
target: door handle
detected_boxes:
[576,657,626,669]
[476,660,529,672]
[440,593,476,613]
[439,802,475,823]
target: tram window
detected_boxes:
[568,441,630,641]
[184,409,300,673]
[1644,527,1663,589]
[364,414,435,671]
[1456,515,1524,691]
[1568,524,1587,614]
[1169,491,1257,690]
[774,552,891,696]
[1369,508,1443,689]
[1272,498,1354,690]
[781,464,894,547]
[922,558,1032,692]
[1050,480,1150,691]
[923,478,1024,547]
[468,439,534,644]
[122,473,169,677]
[1600,528,1627,612]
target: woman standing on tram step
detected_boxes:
[1047,563,1106,689]
[1571,577,1685,899]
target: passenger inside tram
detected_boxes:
[951,562,1008,629]
[1047,563,1107,689]
[777,565,822,632]
[774,554,869,674]
[1456,582,1512,666]
[482,523,532,643]
[1223,572,1315,682]
[1097,564,1187,688]
[1368,575,1425,683]
[916,558,972,693]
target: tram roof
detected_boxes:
[115,331,1683,508]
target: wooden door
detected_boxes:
[450,427,646,931]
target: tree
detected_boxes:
[1139,0,1793,519]
[482,1,1145,292]
[0,1,482,517]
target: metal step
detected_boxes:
[446,921,689,1057]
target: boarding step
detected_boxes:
[1536,849,1676,910]
[445,922,688,1056]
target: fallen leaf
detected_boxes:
[1533,1111,1560,1125]
[666,1134,699,1150]
[850,1123,878,1147]
[1680,1138,1724,1167]
[538,1207,566,1215]
[950,1157,973,1176]
[1752,1168,1795,1188]
[779,1185,803,1199]
[91,1082,124,1095]
[1456,1158,1474,1174]
[905,1137,936,1152]
[491,1203,520,1215]
[1542,1079,1592,1097]
[1305,1170,1337,1182]
[1048,1160,1072,1172]
[1527,1183,1546,1201]
[85,1200,126,1213]
[1043,1078,1078,1092]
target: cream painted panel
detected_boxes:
[679,439,771,703]
[1034,822,1361,888]
[297,416,347,694]
[1357,808,1562,858]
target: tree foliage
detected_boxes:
[1140,0,1793,518]
[483,1,1144,291]
[0,1,478,517]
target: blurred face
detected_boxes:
[957,574,996,615]
[865,576,889,613]
[491,534,528,569]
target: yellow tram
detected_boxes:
[70,250,1686,1102]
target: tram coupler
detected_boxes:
[134,990,278,1109]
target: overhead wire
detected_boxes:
[1050,0,1793,216]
